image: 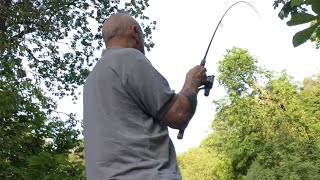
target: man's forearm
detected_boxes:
[176,77,199,128]
[160,77,199,129]
[179,89,197,126]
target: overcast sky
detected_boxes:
[58,0,320,154]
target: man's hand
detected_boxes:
[184,65,207,92]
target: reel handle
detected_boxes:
[204,75,214,96]
[177,75,214,140]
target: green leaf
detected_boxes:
[287,12,317,26]
[317,27,320,39]
[305,0,320,14]
[27,156,43,166]
[293,24,319,47]
[54,154,71,165]
[291,0,303,7]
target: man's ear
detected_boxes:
[131,25,139,43]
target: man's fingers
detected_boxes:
[188,65,208,86]
[204,67,207,72]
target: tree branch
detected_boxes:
[0,0,12,31]
[26,47,39,61]
[250,80,286,111]
[12,26,35,39]
[0,15,5,32]
[252,81,271,99]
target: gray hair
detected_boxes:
[102,11,132,44]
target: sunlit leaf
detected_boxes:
[287,12,317,26]
[293,23,318,47]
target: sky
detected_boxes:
[57,0,320,154]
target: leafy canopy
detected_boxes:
[0,0,155,179]
[177,147,219,180]
[197,47,320,179]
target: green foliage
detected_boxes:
[217,47,258,99]
[200,47,320,179]
[286,12,317,26]
[273,0,320,48]
[0,0,154,179]
[13,152,85,179]
[177,147,219,180]
[243,161,275,180]
[292,22,319,47]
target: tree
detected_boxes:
[273,0,320,48]
[177,147,219,180]
[0,0,155,178]
[201,47,320,179]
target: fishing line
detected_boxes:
[201,1,261,66]
[177,1,261,140]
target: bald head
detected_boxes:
[102,13,145,54]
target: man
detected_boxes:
[83,12,207,180]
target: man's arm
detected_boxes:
[161,65,206,129]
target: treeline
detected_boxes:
[178,47,320,180]
[0,0,154,179]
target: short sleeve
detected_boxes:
[120,49,177,120]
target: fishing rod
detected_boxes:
[177,1,260,140]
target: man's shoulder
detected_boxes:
[121,47,143,55]
[105,47,145,59]
[112,48,151,68]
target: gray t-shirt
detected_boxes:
[83,47,181,180]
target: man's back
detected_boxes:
[83,47,181,179]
